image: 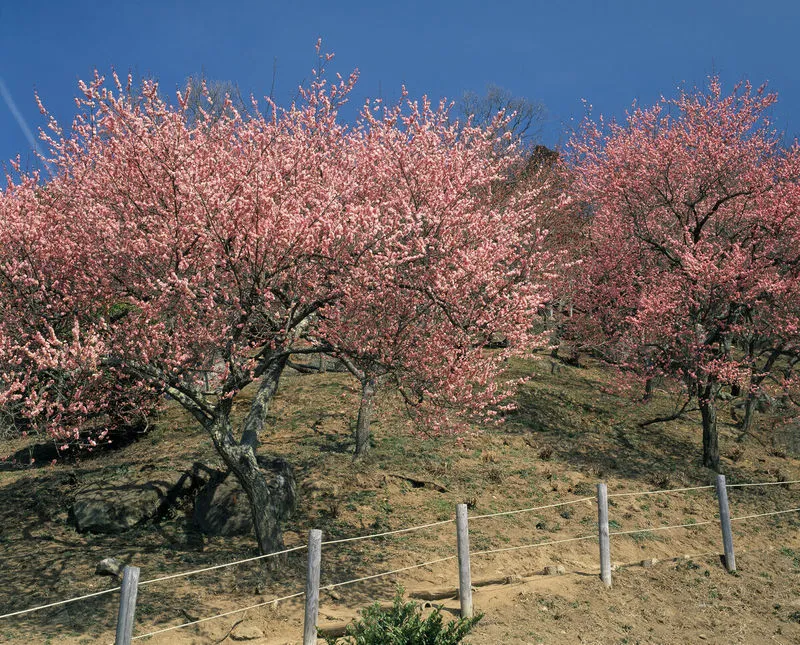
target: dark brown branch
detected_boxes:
[638,396,696,428]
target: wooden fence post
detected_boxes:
[303,529,323,645]
[715,474,736,572]
[114,565,140,645]
[455,503,473,618]
[597,483,612,587]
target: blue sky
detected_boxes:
[1,0,798,172]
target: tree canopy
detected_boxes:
[0,49,551,551]
[567,78,800,469]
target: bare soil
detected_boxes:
[1,354,798,644]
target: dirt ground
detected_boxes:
[1,354,798,644]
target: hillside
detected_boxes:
[1,354,798,644]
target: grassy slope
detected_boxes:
[0,354,798,644]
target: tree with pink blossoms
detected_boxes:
[568,78,800,471]
[313,95,552,457]
[0,50,550,553]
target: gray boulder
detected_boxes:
[193,457,296,537]
[70,483,164,533]
[95,557,125,577]
[68,465,212,534]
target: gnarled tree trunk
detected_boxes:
[643,377,654,401]
[240,355,288,447]
[209,411,287,556]
[698,379,721,471]
[200,355,293,556]
[737,350,780,440]
[354,376,376,459]
[739,392,758,438]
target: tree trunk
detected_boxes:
[354,377,376,459]
[739,392,758,438]
[240,355,288,447]
[737,349,779,441]
[209,412,285,556]
[698,380,720,471]
[643,378,654,401]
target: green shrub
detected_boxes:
[322,587,482,645]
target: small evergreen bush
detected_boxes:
[322,587,482,645]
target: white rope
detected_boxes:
[129,591,305,641]
[470,533,597,557]
[470,496,596,520]
[610,519,715,537]
[0,586,121,619]
[731,507,800,521]
[607,485,714,498]
[608,507,800,539]
[138,545,307,587]
[727,480,800,488]
[324,556,458,590]
[321,519,454,545]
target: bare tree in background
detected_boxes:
[459,84,546,155]
[182,72,249,125]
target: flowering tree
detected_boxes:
[505,147,587,365]
[568,78,800,470]
[0,50,550,552]
[315,96,551,457]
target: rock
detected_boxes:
[544,565,564,576]
[230,624,265,641]
[166,463,215,501]
[95,557,124,577]
[322,356,349,372]
[70,483,164,533]
[642,558,659,568]
[501,574,524,584]
[193,457,296,537]
[69,465,212,534]
[484,334,509,349]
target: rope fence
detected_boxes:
[730,506,800,521]
[607,484,715,498]
[727,479,800,488]
[1,474,798,644]
[471,532,597,557]
[0,586,122,620]
[320,518,454,545]
[610,519,716,537]
[137,544,307,587]
[128,591,306,642]
[323,555,459,591]
[470,495,596,520]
